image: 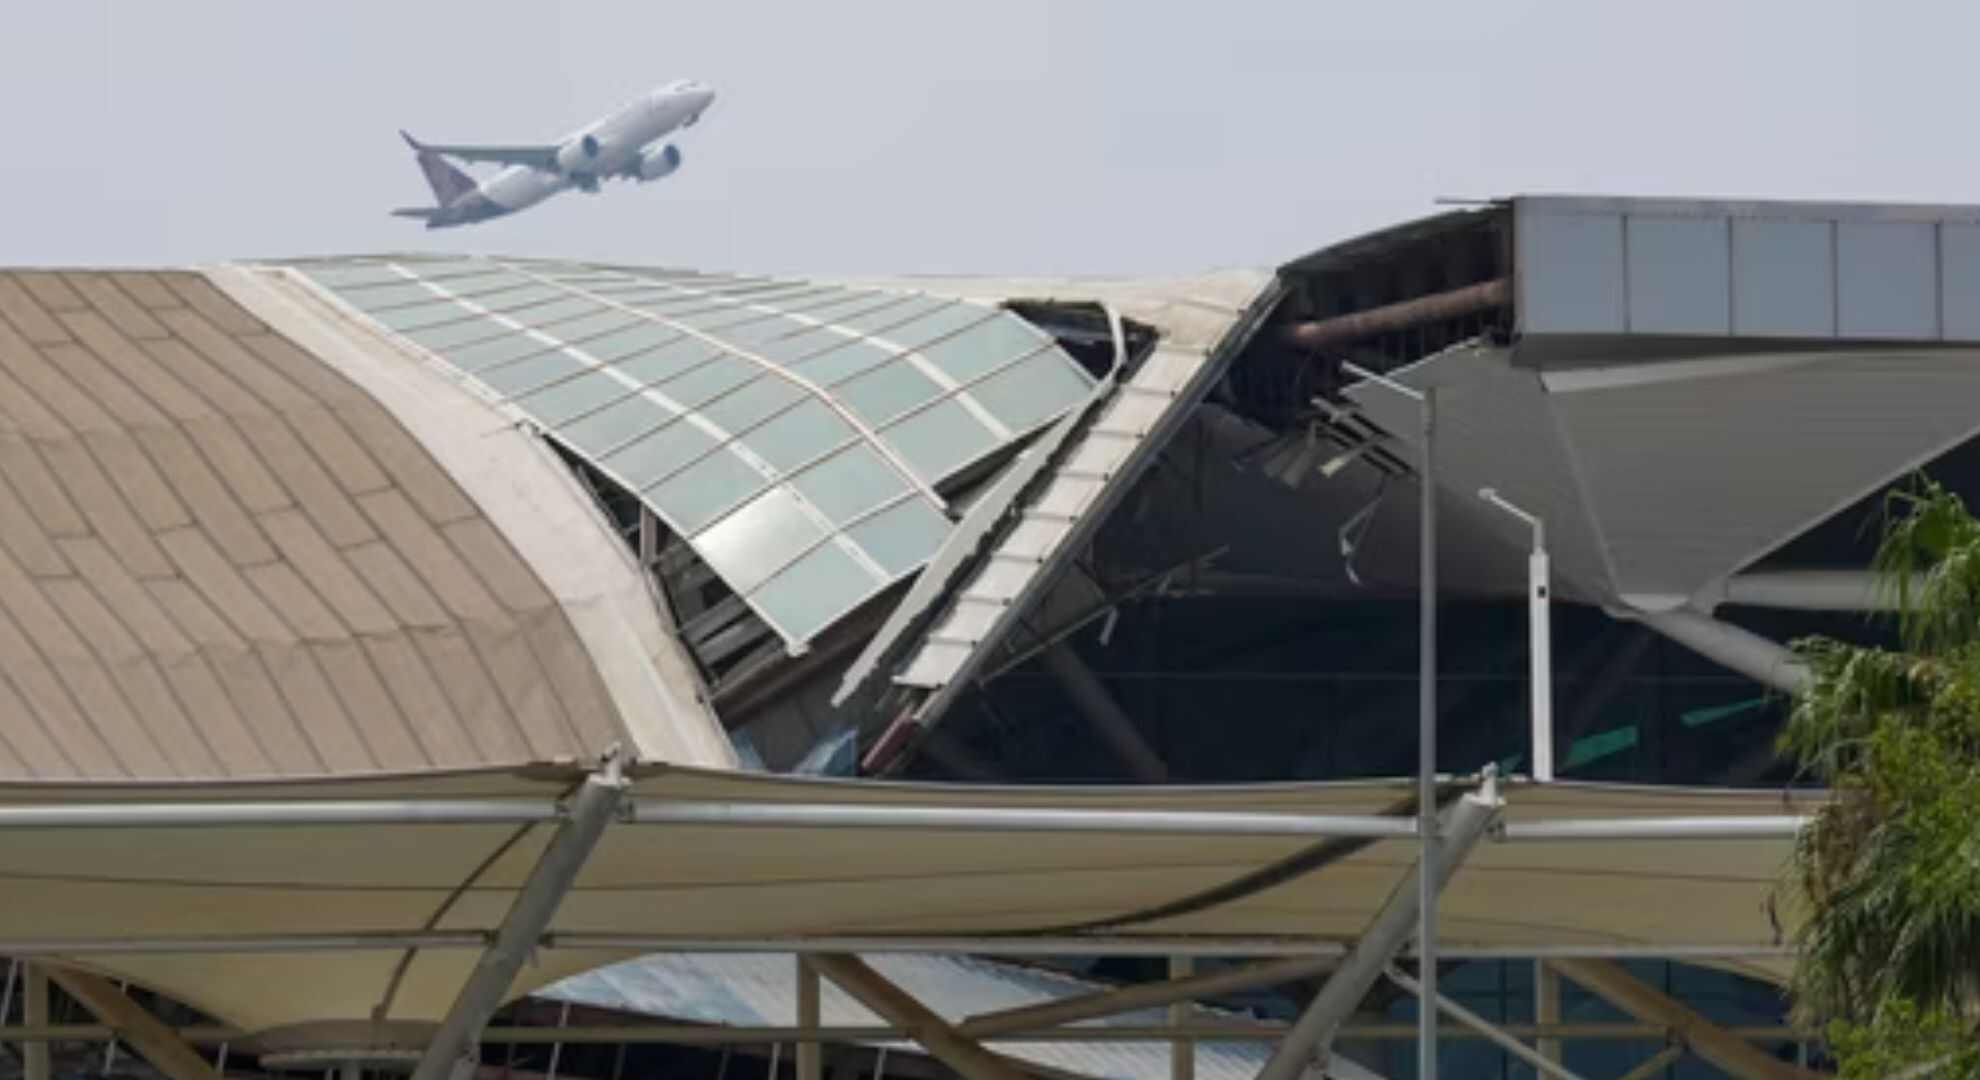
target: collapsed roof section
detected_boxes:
[837,196,1980,773]
[283,256,1099,651]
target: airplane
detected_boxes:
[393,79,716,229]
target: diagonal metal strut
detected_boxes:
[410,752,628,1080]
[1257,774,1501,1080]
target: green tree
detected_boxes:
[1780,479,1980,1077]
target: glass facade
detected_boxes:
[289,256,1096,647]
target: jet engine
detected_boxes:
[636,144,682,182]
[555,133,602,175]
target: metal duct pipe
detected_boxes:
[1281,278,1511,350]
[1709,569,1893,612]
[1614,607,1809,694]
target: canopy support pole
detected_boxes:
[796,957,822,1080]
[1256,775,1500,1080]
[807,954,1025,1080]
[1382,965,1588,1080]
[1169,956,1194,1080]
[1549,959,1819,1080]
[411,752,628,1080]
[22,965,48,1080]
[1534,961,1561,1067]
[1041,641,1169,782]
[45,967,220,1080]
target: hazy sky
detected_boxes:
[3,1,1972,274]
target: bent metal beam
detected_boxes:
[410,757,629,1080]
[1258,777,1503,1080]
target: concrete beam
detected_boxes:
[807,954,1026,1080]
[1550,959,1818,1080]
[44,968,219,1080]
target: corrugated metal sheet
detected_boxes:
[0,269,634,778]
[537,952,1271,1080]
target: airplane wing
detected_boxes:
[401,132,559,171]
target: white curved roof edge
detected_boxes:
[208,265,736,770]
[828,269,1277,351]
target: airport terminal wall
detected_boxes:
[2,194,1979,1075]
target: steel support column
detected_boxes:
[1549,959,1818,1080]
[44,967,220,1080]
[23,964,48,1080]
[797,957,822,1080]
[807,954,1025,1080]
[410,756,628,1080]
[1170,956,1194,1080]
[1256,776,1499,1080]
[1534,961,1561,1067]
[1041,641,1169,782]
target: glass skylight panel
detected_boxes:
[696,375,808,433]
[291,255,1101,648]
[876,303,998,350]
[693,487,827,594]
[967,349,1094,431]
[580,323,682,362]
[846,498,952,577]
[537,309,642,343]
[881,398,999,483]
[745,398,856,473]
[789,443,908,525]
[560,394,680,454]
[448,334,552,373]
[615,338,727,386]
[831,294,954,334]
[517,370,635,425]
[367,298,473,332]
[781,336,895,384]
[474,352,586,398]
[645,450,769,534]
[916,316,1051,382]
[836,359,943,427]
[750,543,882,644]
[597,420,721,491]
[503,296,603,327]
[405,314,516,350]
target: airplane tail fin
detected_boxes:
[390,208,439,219]
[401,130,476,207]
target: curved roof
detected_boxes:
[286,257,1099,648]
[0,268,732,779]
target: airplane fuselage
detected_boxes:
[412,80,714,228]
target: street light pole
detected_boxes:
[1343,363,1439,1077]
[1479,489,1552,783]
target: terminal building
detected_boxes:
[2,195,1978,1078]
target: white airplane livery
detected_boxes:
[394,79,716,229]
